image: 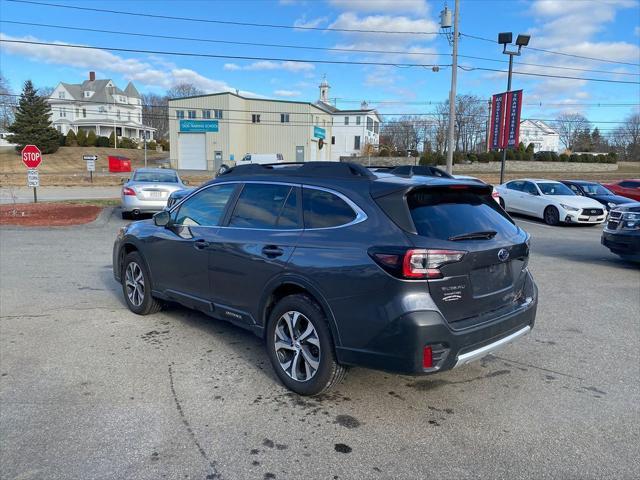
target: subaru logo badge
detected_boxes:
[498,248,510,262]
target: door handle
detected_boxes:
[194,239,210,250]
[262,245,284,258]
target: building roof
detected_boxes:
[54,79,133,104]
[124,82,141,98]
[521,119,559,135]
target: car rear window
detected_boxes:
[133,171,178,183]
[407,188,518,240]
[302,188,356,229]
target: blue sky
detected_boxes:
[1,0,638,132]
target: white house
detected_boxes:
[519,119,560,152]
[48,72,155,141]
[315,77,381,160]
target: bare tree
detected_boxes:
[166,83,205,99]
[555,113,590,150]
[0,72,15,129]
[141,93,169,140]
[610,113,640,161]
[37,86,55,98]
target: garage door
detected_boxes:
[178,134,206,170]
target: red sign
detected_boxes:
[504,90,523,148]
[21,145,42,169]
[489,93,507,151]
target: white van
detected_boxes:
[236,153,284,166]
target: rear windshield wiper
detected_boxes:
[448,230,497,241]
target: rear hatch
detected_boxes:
[378,183,530,326]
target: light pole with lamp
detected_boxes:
[497,32,530,184]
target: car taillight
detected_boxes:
[370,248,465,280]
[122,187,136,196]
[423,346,433,368]
[492,191,499,198]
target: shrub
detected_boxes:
[491,150,502,162]
[158,138,170,151]
[477,152,491,163]
[65,130,77,146]
[559,153,570,162]
[86,130,97,147]
[378,148,390,157]
[119,137,139,149]
[76,129,87,147]
[58,132,66,146]
[467,153,478,162]
[506,149,515,160]
[96,136,110,147]
[146,140,157,150]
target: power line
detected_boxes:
[2,20,638,78]
[5,0,443,35]
[458,65,640,85]
[461,33,640,67]
[0,39,445,68]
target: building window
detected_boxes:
[58,91,65,99]
[75,108,79,117]
[280,113,290,123]
[344,116,349,125]
[215,109,223,119]
[252,114,261,123]
[84,91,91,98]
[116,110,121,120]
[176,110,185,119]
[356,116,361,125]
[331,136,335,145]
[83,108,87,118]
[203,110,211,119]
[138,113,141,122]
[367,117,374,131]
[98,106,106,113]
[354,136,361,150]
[60,107,66,117]
[374,121,379,135]
[188,110,196,119]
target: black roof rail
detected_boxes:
[219,161,375,179]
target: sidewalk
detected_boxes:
[0,186,120,204]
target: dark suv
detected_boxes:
[113,162,537,395]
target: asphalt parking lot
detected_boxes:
[1,210,638,480]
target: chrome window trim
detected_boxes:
[168,180,368,231]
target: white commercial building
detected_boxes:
[168,92,333,171]
[48,71,155,141]
[519,119,560,152]
[315,77,381,160]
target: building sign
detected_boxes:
[180,120,219,133]
[488,90,523,150]
[313,126,326,139]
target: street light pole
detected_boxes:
[445,0,459,175]
[499,54,514,184]
[497,32,530,184]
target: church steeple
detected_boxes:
[319,75,330,103]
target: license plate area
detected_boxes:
[146,190,163,199]
[470,262,512,296]
[588,216,598,222]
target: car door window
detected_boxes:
[303,188,357,229]
[568,184,581,194]
[228,183,299,229]
[620,181,639,188]
[523,182,539,195]
[173,184,236,226]
[507,181,524,191]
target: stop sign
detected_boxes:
[22,145,42,169]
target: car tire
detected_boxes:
[265,294,347,396]
[544,206,560,225]
[121,251,163,315]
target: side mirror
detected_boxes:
[153,210,171,227]
[120,177,128,185]
[183,179,190,186]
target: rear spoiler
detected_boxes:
[372,182,494,235]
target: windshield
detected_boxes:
[537,182,573,196]
[133,171,178,183]
[581,183,613,195]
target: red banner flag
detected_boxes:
[504,90,523,148]
[489,93,506,151]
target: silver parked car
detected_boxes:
[121,168,186,219]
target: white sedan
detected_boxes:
[496,179,607,226]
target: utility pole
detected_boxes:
[442,0,459,175]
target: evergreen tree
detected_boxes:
[7,80,60,153]
[76,129,87,147]
[109,131,116,148]
[86,130,97,146]
[65,129,77,146]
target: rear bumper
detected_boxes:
[121,195,168,212]
[335,275,538,375]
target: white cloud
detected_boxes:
[329,0,429,15]
[0,33,255,95]
[329,12,439,40]
[293,16,328,28]
[274,89,302,97]
[223,60,314,72]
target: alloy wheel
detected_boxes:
[274,311,321,382]
[125,261,145,307]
